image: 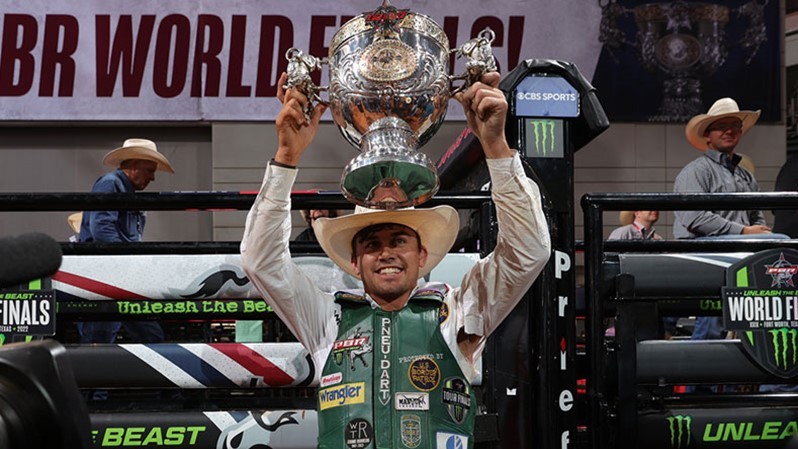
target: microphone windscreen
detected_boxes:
[0,233,63,289]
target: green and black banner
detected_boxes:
[722,249,798,379]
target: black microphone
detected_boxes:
[0,233,63,289]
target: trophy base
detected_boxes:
[341,157,439,209]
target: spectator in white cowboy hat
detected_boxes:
[608,210,662,241]
[77,138,174,345]
[240,71,551,447]
[673,97,787,240]
[674,98,788,392]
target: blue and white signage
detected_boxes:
[514,75,579,118]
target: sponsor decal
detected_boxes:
[401,414,422,448]
[408,357,441,391]
[514,75,579,118]
[320,372,343,388]
[723,249,798,378]
[379,316,392,406]
[766,253,798,287]
[318,382,366,410]
[439,302,450,325]
[92,426,206,447]
[665,414,798,445]
[524,119,565,159]
[435,431,468,449]
[442,377,471,424]
[398,353,444,364]
[179,267,250,299]
[333,327,372,371]
[395,392,430,411]
[666,415,692,449]
[116,299,272,315]
[0,290,54,337]
[216,411,299,449]
[345,418,374,449]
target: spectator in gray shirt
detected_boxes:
[608,210,662,240]
[673,97,787,239]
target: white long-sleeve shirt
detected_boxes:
[240,152,551,382]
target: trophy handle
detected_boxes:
[449,28,498,95]
[283,48,329,120]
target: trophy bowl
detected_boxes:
[284,1,496,209]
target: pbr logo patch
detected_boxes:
[400,414,422,448]
[408,357,441,391]
[723,249,798,378]
[345,418,373,449]
[333,328,372,371]
[442,377,471,424]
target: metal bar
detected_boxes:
[57,299,278,321]
[66,342,315,388]
[581,192,798,211]
[0,191,492,211]
[582,196,606,449]
[636,340,789,385]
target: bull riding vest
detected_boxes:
[317,285,476,449]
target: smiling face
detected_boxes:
[351,223,428,310]
[704,117,743,153]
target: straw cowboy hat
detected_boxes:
[685,98,761,150]
[619,211,635,226]
[313,205,459,279]
[102,138,175,173]
[67,212,82,234]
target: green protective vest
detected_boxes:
[317,284,476,449]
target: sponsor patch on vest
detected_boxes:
[395,392,429,410]
[333,328,372,371]
[442,377,471,424]
[345,418,373,449]
[400,414,422,448]
[436,431,468,449]
[318,382,365,410]
[320,372,343,387]
[439,302,450,324]
[408,357,441,391]
[378,316,392,406]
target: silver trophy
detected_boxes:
[284,1,497,209]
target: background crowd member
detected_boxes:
[673,97,786,240]
[241,71,551,447]
[608,210,662,240]
[77,138,174,344]
[295,209,339,241]
[674,99,788,392]
[606,210,674,338]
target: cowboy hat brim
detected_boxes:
[619,211,635,226]
[313,205,460,280]
[685,110,761,151]
[103,146,175,173]
[67,212,82,234]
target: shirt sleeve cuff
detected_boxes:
[485,151,522,192]
[256,160,298,204]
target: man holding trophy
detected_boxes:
[241,3,550,448]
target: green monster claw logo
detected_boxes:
[529,120,556,155]
[667,415,692,448]
[769,328,798,370]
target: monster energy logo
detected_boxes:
[529,120,556,155]
[667,415,692,449]
[770,328,798,369]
